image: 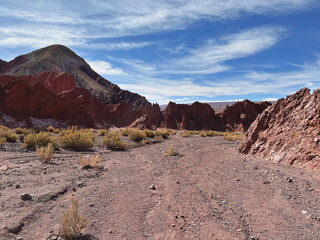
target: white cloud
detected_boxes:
[87,60,127,75]
[0,0,317,47]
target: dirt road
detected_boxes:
[1,135,320,240]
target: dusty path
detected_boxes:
[1,135,320,240]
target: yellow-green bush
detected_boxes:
[79,154,102,168]
[103,131,127,151]
[24,132,57,150]
[166,144,179,156]
[182,131,192,138]
[156,129,170,139]
[199,131,206,137]
[0,127,17,143]
[15,127,27,134]
[144,129,156,138]
[60,128,94,151]
[98,129,108,136]
[36,143,54,163]
[53,128,60,134]
[47,126,55,132]
[121,128,131,136]
[61,198,87,240]
[129,129,146,142]
[223,132,244,141]
[0,137,6,147]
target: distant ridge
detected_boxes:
[0,45,150,108]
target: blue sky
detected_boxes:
[0,0,320,104]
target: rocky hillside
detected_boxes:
[0,45,150,108]
[239,88,320,170]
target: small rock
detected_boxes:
[302,210,308,214]
[172,224,175,227]
[150,184,156,190]
[262,181,270,184]
[287,177,293,183]
[21,193,32,201]
[109,230,113,233]
[313,137,319,143]
[235,228,243,232]
[77,181,86,188]
[235,178,240,181]
[17,237,23,240]
[15,184,21,189]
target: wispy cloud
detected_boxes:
[86,60,127,75]
[0,0,317,47]
[111,26,287,75]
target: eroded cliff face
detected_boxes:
[239,88,320,170]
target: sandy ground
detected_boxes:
[0,134,320,240]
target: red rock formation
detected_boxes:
[0,73,112,128]
[160,101,223,130]
[222,100,272,132]
[239,88,320,170]
[0,72,76,94]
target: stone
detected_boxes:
[150,184,156,190]
[21,193,32,201]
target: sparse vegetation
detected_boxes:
[121,128,131,136]
[0,137,6,147]
[223,132,244,141]
[0,126,18,143]
[61,198,87,240]
[36,143,54,163]
[53,128,60,134]
[47,126,55,132]
[98,129,108,136]
[60,127,94,151]
[103,131,127,151]
[24,132,57,151]
[144,129,156,138]
[199,131,206,137]
[140,139,147,146]
[129,129,147,142]
[182,131,192,138]
[15,127,27,134]
[166,144,179,156]
[156,129,170,139]
[79,154,102,168]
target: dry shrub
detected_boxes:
[199,131,206,137]
[53,129,60,134]
[79,154,102,168]
[182,131,192,138]
[0,137,6,147]
[166,144,179,156]
[36,143,54,163]
[47,126,55,132]
[24,132,57,151]
[60,127,94,151]
[144,129,156,138]
[223,132,244,141]
[61,198,87,240]
[154,135,163,142]
[15,127,27,134]
[121,128,131,136]
[98,129,108,136]
[0,127,17,143]
[156,129,170,139]
[129,129,146,142]
[140,139,147,146]
[103,131,127,151]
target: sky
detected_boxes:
[0,0,320,104]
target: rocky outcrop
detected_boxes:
[0,74,112,128]
[160,101,224,130]
[0,45,150,108]
[0,72,76,94]
[239,88,320,170]
[221,100,272,132]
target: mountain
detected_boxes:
[0,45,150,108]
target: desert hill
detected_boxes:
[0,45,150,108]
